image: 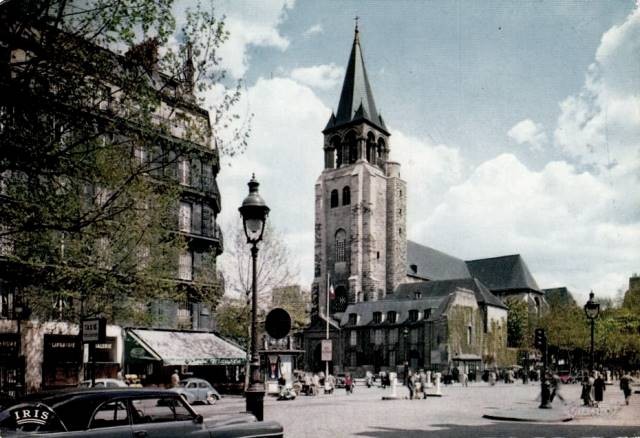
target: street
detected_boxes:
[194,382,640,438]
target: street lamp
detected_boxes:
[583,291,600,373]
[238,174,270,421]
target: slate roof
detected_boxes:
[465,254,540,292]
[393,278,507,309]
[406,240,471,280]
[542,287,577,307]
[324,27,388,134]
[340,299,441,327]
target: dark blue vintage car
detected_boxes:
[0,388,283,437]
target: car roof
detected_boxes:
[20,387,177,404]
[182,377,208,383]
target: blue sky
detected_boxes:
[201,0,640,304]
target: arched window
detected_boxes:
[342,186,350,205]
[377,138,386,163]
[366,132,375,163]
[335,229,346,262]
[346,131,357,164]
[330,189,339,208]
[332,136,341,168]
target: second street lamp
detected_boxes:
[583,291,600,373]
[239,174,270,421]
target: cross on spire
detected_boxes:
[354,15,359,32]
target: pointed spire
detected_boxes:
[324,23,387,134]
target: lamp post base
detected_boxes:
[245,386,265,421]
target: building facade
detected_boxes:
[303,26,550,376]
[0,10,227,395]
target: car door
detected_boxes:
[197,381,209,401]
[186,381,199,402]
[82,399,133,438]
[129,395,207,438]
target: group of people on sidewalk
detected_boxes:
[406,369,437,399]
[580,370,634,407]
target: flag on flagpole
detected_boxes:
[329,282,335,300]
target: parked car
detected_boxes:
[0,388,284,437]
[170,378,221,405]
[78,378,128,388]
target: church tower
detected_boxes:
[312,25,407,320]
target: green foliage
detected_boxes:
[271,285,310,330]
[506,298,529,348]
[0,0,242,323]
[215,298,252,349]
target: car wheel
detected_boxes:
[206,394,217,405]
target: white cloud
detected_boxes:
[410,154,639,303]
[192,0,295,79]
[388,131,465,230]
[507,119,548,151]
[554,7,640,174]
[303,24,323,37]
[216,77,329,288]
[290,64,344,90]
[215,4,640,304]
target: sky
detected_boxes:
[193,0,640,305]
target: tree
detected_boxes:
[0,0,247,323]
[214,297,252,348]
[271,285,310,331]
[506,298,529,348]
[219,219,298,309]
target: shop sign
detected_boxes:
[92,337,117,363]
[82,317,106,343]
[0,333,18,358]
[43,335,81,363]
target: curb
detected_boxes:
[483,410,573,423]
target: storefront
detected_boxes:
[125,328,246,390]
[42,334,82,389]
[0,333,23,402]
[84,336,119,380]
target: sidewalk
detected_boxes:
[483,391,639,425]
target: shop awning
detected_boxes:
[452,353,482,361]
[127,329,246,366]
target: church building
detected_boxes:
[302,25,548,377]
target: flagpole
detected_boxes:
[325,272,330,381]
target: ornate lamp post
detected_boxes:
[238,174,270,421]
[583,291,600,373]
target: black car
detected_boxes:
[0,388,283,437]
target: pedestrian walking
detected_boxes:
[462,371,469,387]
[549,374,564,403]
[489,370,496,386]
[170,369,180,388]
[580,371,593,406]
[407,370,415,400]
[380,370,387,389]
[419,370,428,398]
[345,373,354,395]
[594,372,606,406]
[620,373,633,405]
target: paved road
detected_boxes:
[194,382,640,437]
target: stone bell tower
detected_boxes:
[311,24,407,320]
